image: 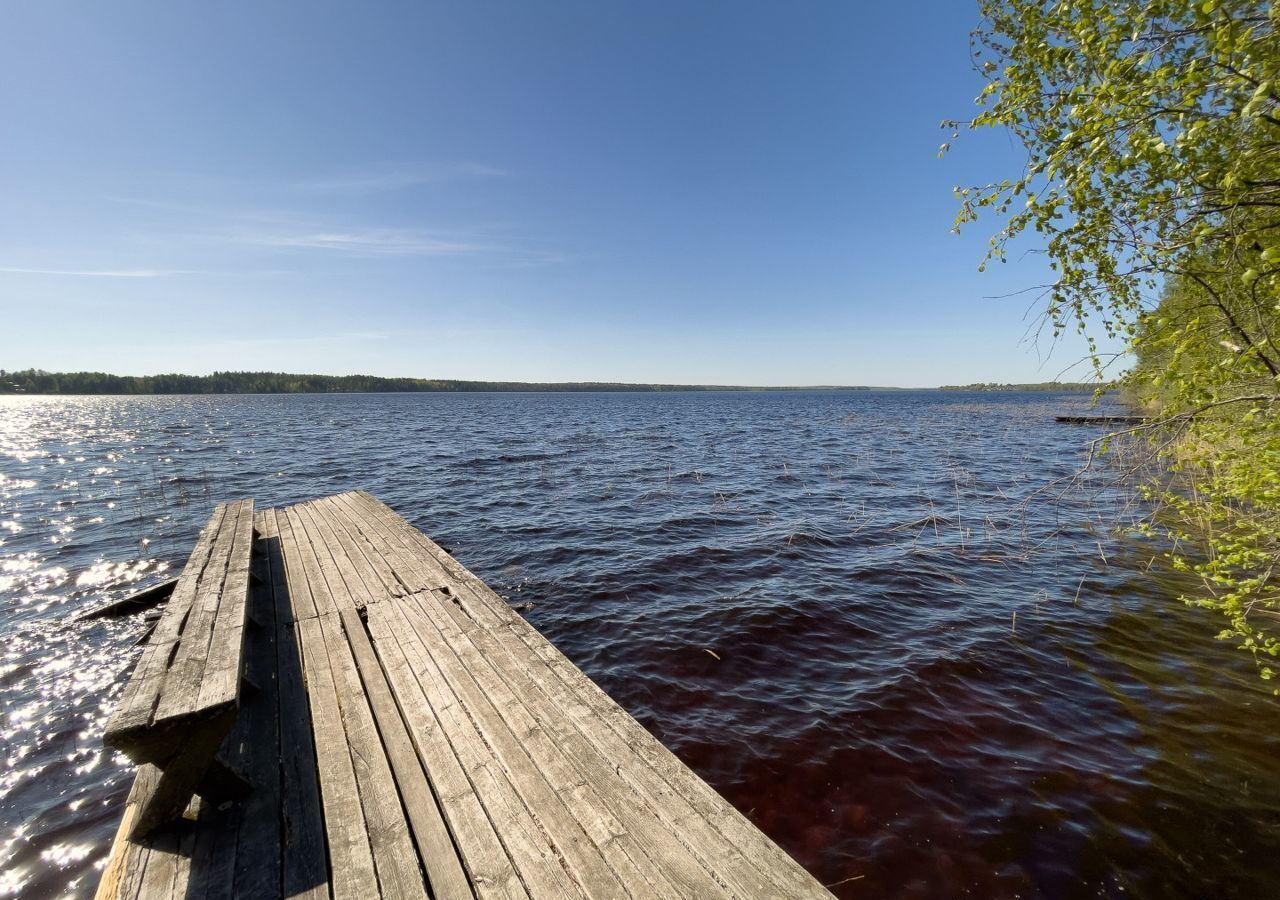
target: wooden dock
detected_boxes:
[96,491,834,899]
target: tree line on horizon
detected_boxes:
[0,369,881,395]
[938,381,1100,392]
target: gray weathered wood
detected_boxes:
[379,595,589,898]
[367,601,544,900]
[321,499,662,897]
[330,495,716,897]
[300,523,434,899]
[257,508,329,899]
[219,517,285,899]
[274,507,321,622]
[341,605,475,900]
[291,503,363,615]
[192,503,255,713]
[312,495,407,599]
[153,499,254,726]
[311,500,474,898]
[294,614,381,899]
[97,491,836,899]
[287,504,427,900]
[350,491,833,899]
[365,603,528,900]
[106,500,256,753]
[418,589,716,898]
[78,577,179,622]
[105,502,231,750]
[103,500,256,840]
[93,764,163,900]
[396,593,630,899]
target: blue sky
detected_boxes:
[1,1,1112,387]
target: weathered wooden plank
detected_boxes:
[312,495,407,599]
[217,515,285,899]
[275,506,321,622]
[327,492,444,595]
[284,506,341,620]
[364,603,530,900]
[310,499,475,898]
[295,614,380,899]
[184,798,241,900]
[285,506,428,900]
[328,495,711,897]
[326,496,644,896]
[366,604,536,900]
[506,614,833,898]
[113,845,148,900]
[340,605,475,900]
[154,499,251,724]
[416,589,715,899]
[294,505,430,899]
[319,611,429,899]
[192,500,256,713]
[350,492,833,898]
[257,508,328,899]
[295,501,381,608]
[127,825,195,900]
[291,503,365,616]
[395,593,631,900]
[93,764,163,900]
[77,577,178,622]
[373,598,586,899]
[105,502,230,745]
[325,491,628,897]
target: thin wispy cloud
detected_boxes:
[100,178,563,265]
[217,224,564,265]
[0,266,198,278]
[296,161,509,193]
[216,330,392,349]
[238,227,493,257]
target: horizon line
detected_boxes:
[0,368,1106,394]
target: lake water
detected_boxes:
[0,391,1277,899]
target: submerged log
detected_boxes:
[77,577,179,622]
[1054,415,1146,426]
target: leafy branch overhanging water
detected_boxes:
[948,0,1280,683]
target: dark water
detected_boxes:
[1,391,1277,899]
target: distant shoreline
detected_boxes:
[1,369,890,395]
[938,382,1102,393]
[0,369,1102,395]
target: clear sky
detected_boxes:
[0,1,1113,387]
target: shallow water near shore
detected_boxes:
[1,390,1276,899]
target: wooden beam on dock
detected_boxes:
[97,491,835,899]
[77,577,179,622]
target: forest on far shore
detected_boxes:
[0,369,882,395]
[938,382,1100,392]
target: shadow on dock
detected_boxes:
[97,532,328,899]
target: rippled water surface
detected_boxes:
[1,391,1277,899]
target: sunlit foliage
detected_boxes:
[949,0,1280,681]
